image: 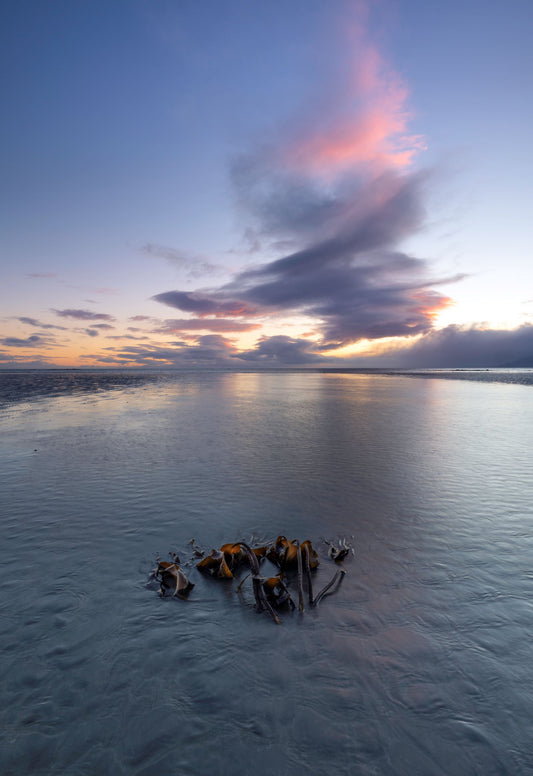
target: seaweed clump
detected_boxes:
[152,536,353,624]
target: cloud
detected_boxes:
[16,316,40,326]
[388,323,533,368]
[235,335,326,365]
[152,291,258,318]
[0,354,61,368]
[85,329,99,338]
[90,334,240,367]
[52,308,116,321]
[25,272,58,279]
[140,243,222,279]
[27,6,469,370]
[282,38,426,176]
[1,335,46,347]
[229,14,426,250]
[89,323,115,330]
[148,12,463,359]
[16,316,68,331]
[155,318,261,334]
[107,334,150,340]
[153,172,461,350]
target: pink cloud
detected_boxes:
[283,28,425,176]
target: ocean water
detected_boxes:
[1,369,532,775]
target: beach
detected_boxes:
[1,370,532,775]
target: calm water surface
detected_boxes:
[1,371,532,775]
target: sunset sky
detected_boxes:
[2,0,532,368]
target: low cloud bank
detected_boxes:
[384,324,533,368]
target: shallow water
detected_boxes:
[1,371,532,775]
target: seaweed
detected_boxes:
[152,535,353,623]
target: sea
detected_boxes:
[1,368,532,775]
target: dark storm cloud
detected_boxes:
[53,308,116,322]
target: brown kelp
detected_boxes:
[267,536,319,571]
[154,534,352,622]
[262,574,295,610]
[155,559,194,597]
[196,548,234,579]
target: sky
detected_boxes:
[1,0,533,369]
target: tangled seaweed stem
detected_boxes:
[312,569,346,607]
[294,541,304,612]
[236,572,251,593]
[303,543,314,605]
[279,577,296,611]
[235,542,281,625]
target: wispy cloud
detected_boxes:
[156,318,261,334]
[87,334,240,367]
[1,334,51,348]
[52,308,116,321]
[140,243,222,279]
[106,334,150,341]
[281,28,425,175]
[16,316,68,331]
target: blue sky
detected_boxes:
[1,0,532,368]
